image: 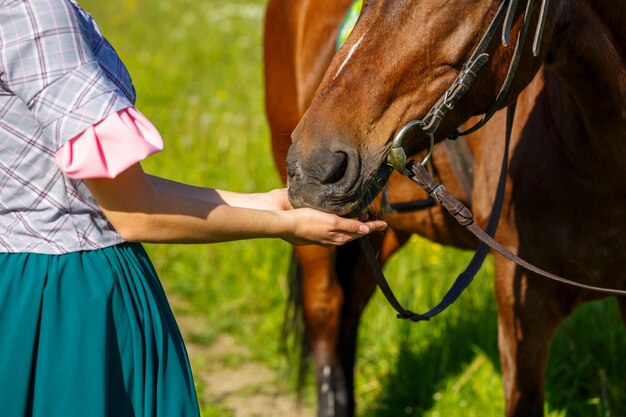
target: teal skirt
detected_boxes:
[0,243,200,417]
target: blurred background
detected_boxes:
[81,0,626,416]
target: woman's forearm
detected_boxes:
[86,166,288,243]
[124,186,298,243]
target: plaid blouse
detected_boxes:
[0,0,136,254]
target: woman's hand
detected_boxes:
[277,207,387,247]
[263,188,292,210]
[235,188,293,211]
[257,188,387,246]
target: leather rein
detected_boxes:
[360,0,626,323]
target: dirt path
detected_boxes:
[179,316,315,417]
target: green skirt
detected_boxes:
[0,243,200,417]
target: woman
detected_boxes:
[0,1,387,416]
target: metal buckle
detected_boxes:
[387,120,434,174]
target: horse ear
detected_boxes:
[336,0,364,51]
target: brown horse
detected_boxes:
[263,1,488,416]
[269,0,625,416]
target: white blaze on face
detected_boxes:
[333,33,365,81]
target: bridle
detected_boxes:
[361,0,626,323]
[388,0,550,173]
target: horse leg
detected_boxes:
[295,245,349,417]
[494,257,578,417]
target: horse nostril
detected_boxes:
[320,151,348,185]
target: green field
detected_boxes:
[81,0,626,416]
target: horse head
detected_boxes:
[287,0,553,215]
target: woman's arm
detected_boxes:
[84,164,386,247]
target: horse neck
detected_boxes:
[546,0,626,173]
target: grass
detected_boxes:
[81,0,626,415]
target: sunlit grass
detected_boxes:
[81,0,626,416]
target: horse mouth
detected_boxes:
[288,162,393,216]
